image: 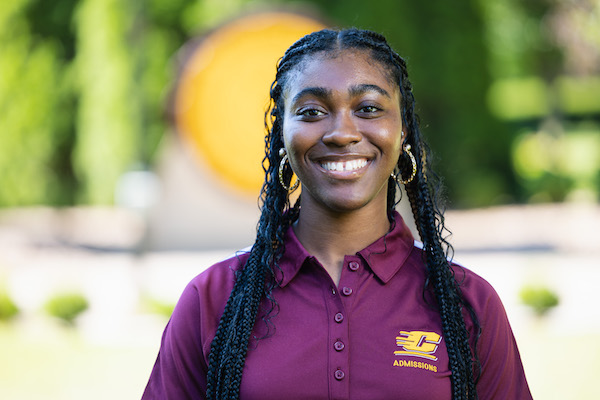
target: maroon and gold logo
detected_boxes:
[394,330,442,361]
[393,331,442,372]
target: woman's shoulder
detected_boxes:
[186,248,252,294]
[411,240,498,302]
[447,258,510,325]
[169,248,253,349]
[451,259,497,296]
[410,241,504,314]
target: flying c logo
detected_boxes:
[394,330,442,361]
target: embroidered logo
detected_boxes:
[394,330,442,361]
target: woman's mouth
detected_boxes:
[320,158,368,172]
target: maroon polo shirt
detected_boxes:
[142,212,532,399]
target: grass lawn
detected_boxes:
[518,328,600,400]
[0,320,159,400]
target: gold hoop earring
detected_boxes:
[399,144,417,185]
[278,149,300,192]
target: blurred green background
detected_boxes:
[2,0,599,209]
[2,2,600,399]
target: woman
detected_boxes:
[143,28,532,400]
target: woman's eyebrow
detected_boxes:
[290,84,390,106]
[349,84,391,98]
[290,87,331,105]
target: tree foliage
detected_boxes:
[0,0,76,206]
[73,0,142,204]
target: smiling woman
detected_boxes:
[282,51,403,221]
[143,28,533,400]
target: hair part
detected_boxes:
[206,28,480,400]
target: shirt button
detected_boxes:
[334,369,345,380]
[334,312,344,323]
[331,286,336,295]
[348,261,360,271]
[334,341,345,351]
[342,287,353,296]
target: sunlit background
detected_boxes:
[1,0,599,399]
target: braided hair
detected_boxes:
[206,28,480,400]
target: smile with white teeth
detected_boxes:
[321,159,368,172]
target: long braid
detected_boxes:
[206,28,480,399]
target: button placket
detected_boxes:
[327,284,349,398]
[329,257,363,399]
[339,257,361,302]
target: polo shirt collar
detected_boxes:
[357,211,415,283]
[276,211,415,287]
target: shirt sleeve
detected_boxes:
[473,279,533,400]
[142,282,208,400]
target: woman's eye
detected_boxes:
[298,108,325,118]
[359,105,380,113]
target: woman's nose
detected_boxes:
[321,111,362,146]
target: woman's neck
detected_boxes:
[293,198,391,285]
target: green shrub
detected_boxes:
[519,285,559,316]
[45,292,89,324]
[0,292,19,321]
[143,295,175,318]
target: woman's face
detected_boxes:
[282,50,404,214]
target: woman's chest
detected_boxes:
[238,276,452,400]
